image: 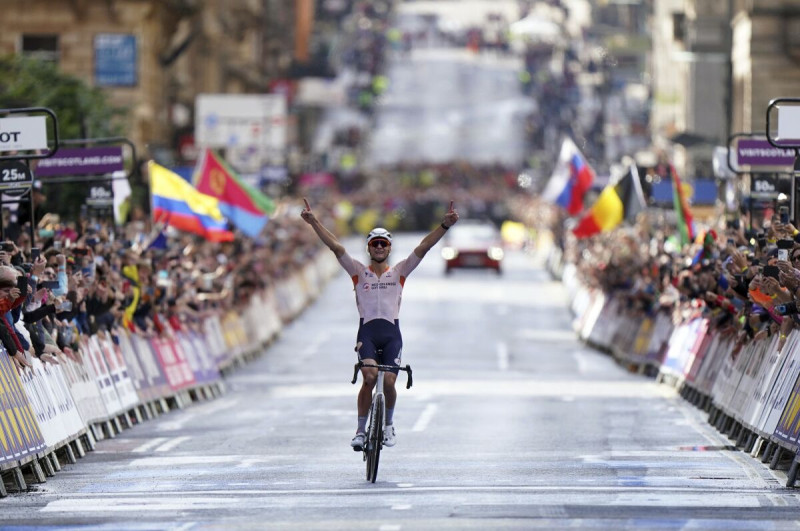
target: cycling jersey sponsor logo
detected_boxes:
[363,282,370,290]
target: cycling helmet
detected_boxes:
[366,227,392,245]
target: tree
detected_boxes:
[0,55,131,222]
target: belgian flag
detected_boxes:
[572,165,646,239]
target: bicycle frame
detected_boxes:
[351,361,412,482]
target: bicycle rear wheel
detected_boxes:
[366,395,384,483]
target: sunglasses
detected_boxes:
[792,254,800,261]
[369,240,390,248]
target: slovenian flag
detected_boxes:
[149,162,234,242]
[193,150,275,238]
[542,138,596,216]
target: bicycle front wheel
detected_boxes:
[366,395,384,483]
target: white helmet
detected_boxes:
[366,227,392,245]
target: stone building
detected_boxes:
[0,0,299,162]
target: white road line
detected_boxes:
[132,437,169,453]
[157,414,197,432]
[412,404,437,432]
[379,525,402,531]
[155,436,191,452]
[497,341,509,371]
[391,504,412,510]
[172,523,196,531]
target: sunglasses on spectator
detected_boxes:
[369,240,390,248]
[792,254,800,261]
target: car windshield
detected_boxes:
[448,224,498,246]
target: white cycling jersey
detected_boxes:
[337,249,422,323]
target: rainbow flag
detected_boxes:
[149,161,234,242]
[194,150,275,238]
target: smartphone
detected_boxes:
[779,249,789,261]
[764,265,780,279]
[780,206,790,224]
[30,247,40,261]
[37,280,59,290]
[1,242,13,252]
[56,300,72,312]
[727,238,735,246]
[53,240,62,251]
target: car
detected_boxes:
[441,220,504,274]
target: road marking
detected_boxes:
[379,526,402,531]
[391,504,412,510]
[42,485,783,498]
[129,455,278,467]
[155,436,191,452]
[132,437,169,453]
[41,497,244,513]
[497,341,509,370]
[412,404,437,432]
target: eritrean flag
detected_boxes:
[149,161,234,242]
[572,165,646,239]
[194,149,275,238]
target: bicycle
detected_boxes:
[351,358,413,483]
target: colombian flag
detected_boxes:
[573,165,645,239]
[542,138,596,216]
[194,150,275,238]
[149,161,234,242]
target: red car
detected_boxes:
[441,220,504,274]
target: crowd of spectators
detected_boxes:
[0,203,322,375]
[558,207,800,360]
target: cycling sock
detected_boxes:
[386,408,394,426]
[357,416,368,433]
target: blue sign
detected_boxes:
[94,34,137,87]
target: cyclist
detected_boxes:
[300,198,459,450]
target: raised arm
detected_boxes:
[414,201,459,258]
[300,198,345,258]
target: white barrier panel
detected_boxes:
[81,336,124,418]
[20,357,85,448]
[693,334,734,397]
[97,335,140,411]
[729,337,772,421]
[59,353,107,425]
[760,338,800,436]
[745,333,795,431]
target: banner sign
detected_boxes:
[0,116,47,152]
[0,160,33,190]
[751,174,780,199]
[86,182,114,208]
[35,146,124,177]
[735,139,795,173]
[94,34,137,87]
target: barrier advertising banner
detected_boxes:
[0,353,45,466]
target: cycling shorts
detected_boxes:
[356,318,402,374]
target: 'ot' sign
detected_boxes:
[0,116,48,152]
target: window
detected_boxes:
[21,34,59,64]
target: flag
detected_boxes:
[572,165,646,239]
[671,164,695,245]
[148,161,234,242]
[542,137,596,215]
[194,149,274,238]
[146,229,169,251]
[112,170,132,226]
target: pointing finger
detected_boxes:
[303,197,311,210]
[448,201,454,212]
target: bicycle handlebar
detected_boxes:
[351,361,413,389]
